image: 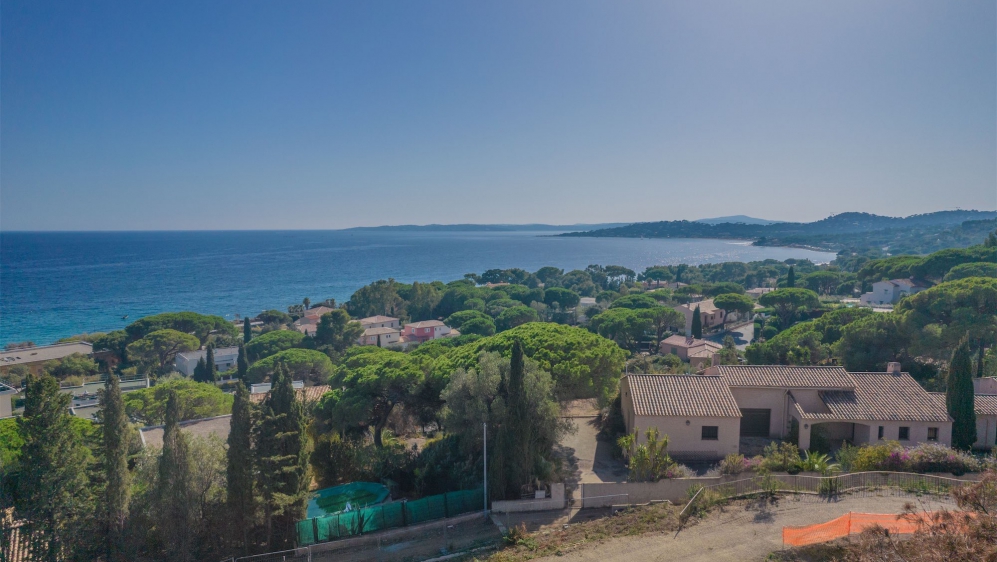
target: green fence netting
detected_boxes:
[296,488,483,546]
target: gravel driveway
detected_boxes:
[536,492,958,562]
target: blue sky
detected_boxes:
[2,1,994,230]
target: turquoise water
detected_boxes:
[306,482,391,518]
[0,230,835,345]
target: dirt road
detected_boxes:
[538,493,957,562]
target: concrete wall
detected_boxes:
[492,484,565,513]
[0,393,12,418]
[580,477,728,507]
[799,419,952,450]
[634,415,739,460]
[976,416,997,450]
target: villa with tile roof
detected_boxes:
[621,363,953,460]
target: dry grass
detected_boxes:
[476,502,681,561]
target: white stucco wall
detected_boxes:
[976,416,997,450]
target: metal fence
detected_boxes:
[681,471,973,520]
[221,514,499,562]
[296,489,483,547]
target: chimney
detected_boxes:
[887,362,901,374]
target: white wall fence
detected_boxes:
[492,483,566,513]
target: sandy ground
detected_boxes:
[533,492,958,562]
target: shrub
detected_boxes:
[759,441,801,472]
[719,453,749,475]
[849,441,980,474]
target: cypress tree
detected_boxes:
[101,375,131,562]
[691,306,703,339]
[787,266,796,288]
[15,373,96,559]
[227,381,256,554]
[502,340,530,498]
[244,317,253,343]
[255,364,308,549]
[157,392,196,562]
[237,343,249,382]
[947,340,977,450]
[193,357,207,382]
[205,345,217,381]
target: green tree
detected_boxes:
[245,330,305,362]
[460,316,497,336]
[402,281,443,321]
[91,330,131,366]
[257,309,292,326]
[123,378,233,425]
[590,307,652,351]
[316,347,423,447]
[227,382,256,554]
[608,294,659,309]
[496,305,540,331]
[542,287,580,309]
[237,343,249,381]
[44,352,100,381]
[313,310,364,356]
[193,357,208,382]
[638,306,685,346]
[801,271,842,295]
[947,340,977,450]
[691,305,703,338]
[14,374,96,560]
[442,350,564,500]
[944,262,997,281]
[705,282,745,297]
[715,335,740,365]
[246,348,334,385]
[126,329,200,373]
[345,279,404,318]
[786,266,796,288]
[713,293,755,331]
[196,345,217,382]
[100,375,131,562]
[758,288,820,331]
[126,311,236,344]
[833,313,915,372]
[244,317,253,343]
[255,364,309,549]
[446,310,493,331]
[157,392,197,562]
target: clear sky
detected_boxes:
[2,1,994,230]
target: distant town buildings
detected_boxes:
[674,299,726,335]
[659,335,723,370]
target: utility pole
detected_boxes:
[483,421,488,516]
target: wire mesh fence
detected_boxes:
[682,471,972,519]
[223,514,500,562]
[296,489,483,547]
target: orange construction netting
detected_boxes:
[782,511,940,546]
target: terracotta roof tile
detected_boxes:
[803,373,950,422]
[625,374,741,418]
[930,392,997,417]
[250,384,331,405]
[710,365,855,389]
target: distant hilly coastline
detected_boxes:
[342,223,630,232]
[560,210,997,255]
[694,215,783,226]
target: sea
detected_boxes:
[0,230,837,346]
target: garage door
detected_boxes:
[740,409,771,437]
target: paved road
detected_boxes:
[536,493,958,562]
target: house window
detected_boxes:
[899,427,910,441]
[878,426,884,439]
[927,427,938,441]
[702,426,719,440]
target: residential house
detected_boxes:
[359,315,401,330]
[359,326,402,347]
[746,287,775,299]
[621,363,952,460]
[0,342,94,375]
[401,320,454,344]
[659,335,723,370]
[673,299,725,335]
[859,279,927,307]
[0,381,16,418]
[250,384,330,405]
[292,306,337,334]
[926,377,997,450]
[174,346,240,377]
